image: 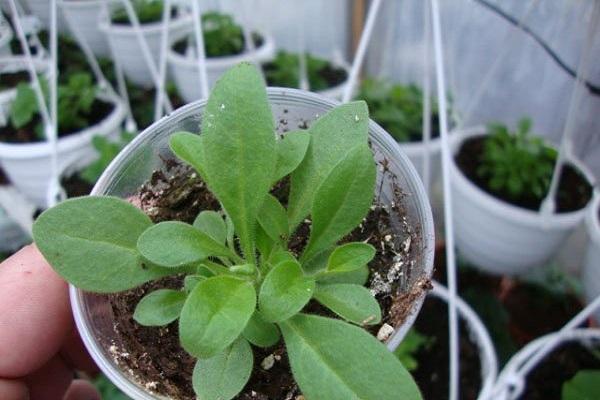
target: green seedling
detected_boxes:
[393,329,433,371]
[478,118,557,202]
[562,370,600,400]
[202,12,245,57]
[111,0,164,25]
[356,78,439,143]
[263,50,345,92]
[80,132,136,185]
[33,63,421,400]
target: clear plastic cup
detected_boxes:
[70,87,435,398]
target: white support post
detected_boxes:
[191,0,209,99]
[422,0,433,196]
[154,0,173,122]
[430,1,459,400]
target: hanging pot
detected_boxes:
[59,0,110,57]
[0,91,126,207]
[69,87,434,398]
[168,33,275,103]
[0,15,12,56]
[99,8,193,88]
[449,127,593,275]
[0,56,49,114]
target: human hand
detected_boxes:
[0,245,101,400]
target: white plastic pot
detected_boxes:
[493,329,600,400]
[168,34,275,103]
[99,10,193,88]
[429,282,498,400]
[0,16,12,56]
[3,0,68,32]
[312,58,351,100]
[0,56,49,110]
[59,0,110,57]
[0,92,126,207]
[0,207,28,252]
[449,127,593,275]
[582,191,600,321]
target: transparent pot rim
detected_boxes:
[70,86,435,399]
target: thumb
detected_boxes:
[63,379,101,400]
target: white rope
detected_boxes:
[540,0,600,216]
[46,0,62,207]
[341,0,382,103]
[430,1,459,399]
[421,0,432,196]
[190,0,209,99]
[119,0,172,113]
[154,0,173,121]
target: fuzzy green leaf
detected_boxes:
[133,289,187,326]
[280,314,422,400]
[268,250,297,266]
[274,130,310,183]
[138,221,208,267]
[314,284,381,325]
[169,131,207,180]
[317,265,370,285]
[562,370,600,400]
[257,194,289,242]
[193,210,227,244]
[184,274,207,292]
[326,242,376,273]
[287,101,369,230]
[179,276,256,358]
[33,196,170,293]
[200,63,277,259]
[302,145,376,261]
[259,260,315,322]
[192,338,253,400]
[242,312,281,347]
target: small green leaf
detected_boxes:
[273,130,310,183]
[193,210,227,244]
[288,101,369,230]
[326,242,376,273]
[562,370,600,400]
[138,222,208,267]
[179,276,256,358]
[201,63,277,259]
[242,312,281,347]
[257,194,289,242]
[184,274,207,292]
[33,197,170,293]
[192,338,253,400]
[314,284,381,325]
[169,132,207,180]
[259,260,315,322]
[302,145,376,261]
[230,264,256,276]
[317,265,370,285]
[268,250,297,266]
[133,289,187,326]
[280,314,422,400]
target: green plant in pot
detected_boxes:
[33,64,422,399]
[111,0,165,25]
[263,50,348,92]
[355,78,440,143]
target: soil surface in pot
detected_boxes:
[263,62,348,92]
[456,136,592,212]
[172,34,265,58]
[410,296,482,400]
[102,155,429,399]
[0,71,30,91]
[520,342,600,400]
[0,99,114,143]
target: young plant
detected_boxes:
[356,78,439,143]
[263,50,345,92]
[202,12,246,57]
[33,63,421,400]
[111,0,164,25]
[80,132,136,185]
[477,118,557,202]
[562,370,600,399]
[393,329,433,371]
[8,72,99,139]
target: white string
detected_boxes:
[422,0,432,197]
[154,0,172,121]
[119,0,172,113]
[540,0,600,216]
[430,1,459,399]
[190,0,209,99]
[341,0,382,103]
[46,0,62,207]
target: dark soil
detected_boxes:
[455,136,592,212]
[520,342,600,400]
[61,173,94,198]
[262,62,348,91]
[104,157,427,399]
[0,99,114,143]
[0,71,30,91]
[172,34,265,58]
[411,297,482,400]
